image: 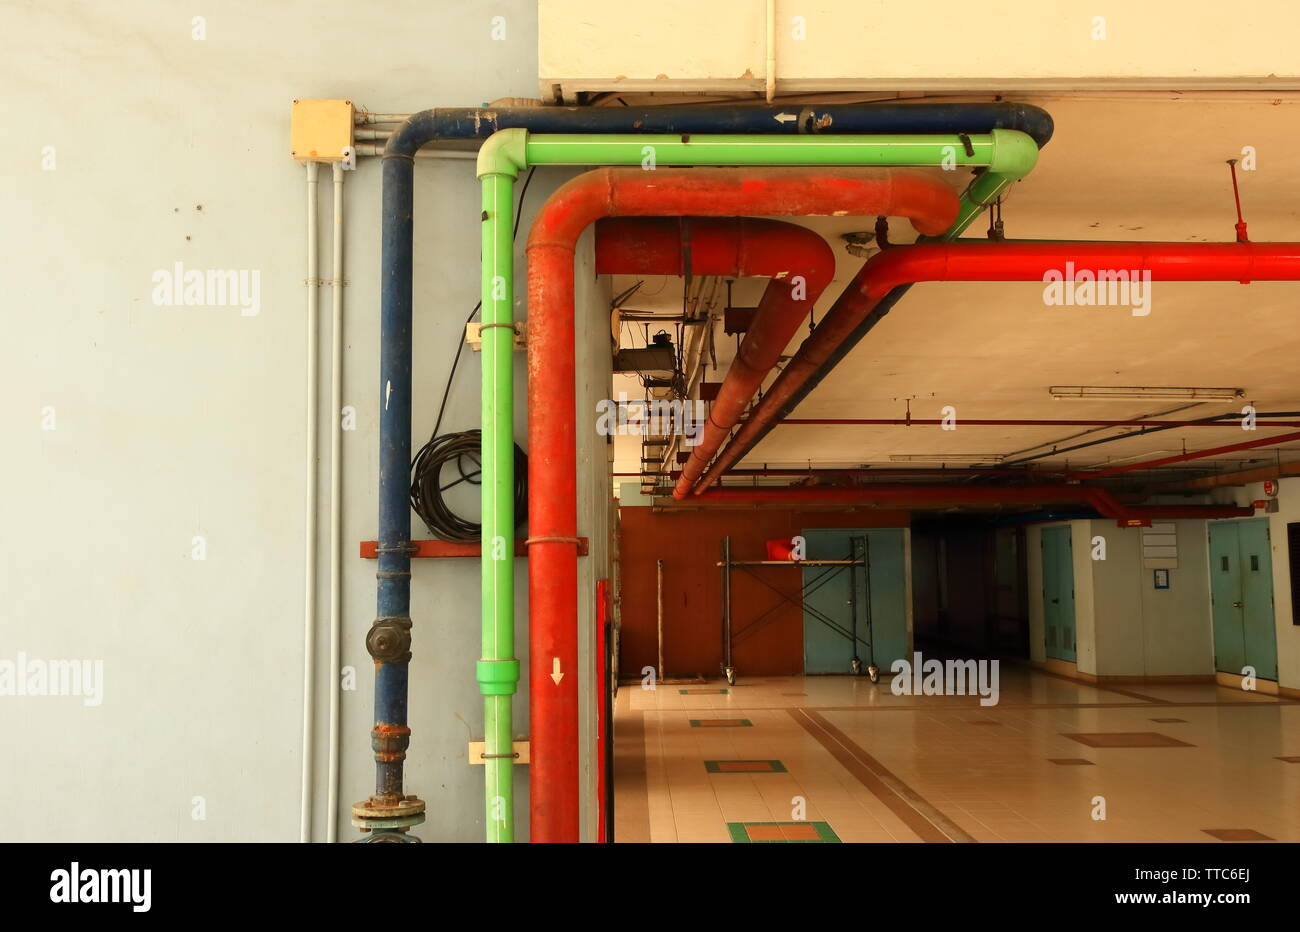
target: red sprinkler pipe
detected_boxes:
[526,166,959,842]
[692,240,1300,495]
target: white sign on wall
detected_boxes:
[1141,522,1179,569]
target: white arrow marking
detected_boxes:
[551,657,564,685]
[773,113,797,124]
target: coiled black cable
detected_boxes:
[409,166,536,542]
[410,429,527,542]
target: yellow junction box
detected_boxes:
[290,98,354,162]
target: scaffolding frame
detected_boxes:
[716,534,877,685]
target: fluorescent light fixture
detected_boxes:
[889,454,1006,463]
[1048,385,1244,402]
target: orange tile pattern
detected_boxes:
[613,667,1300,843]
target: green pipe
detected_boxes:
[474,128,1038,842]
[477,170,520,843]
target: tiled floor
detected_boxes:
[613,666,1300,843]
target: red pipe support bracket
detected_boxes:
[525,167,959,842]
[692,241,1300,494]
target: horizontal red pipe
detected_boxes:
[1074,429,1300,479]
[359,538,589,559]
[615,467,1065,478]
[595,217,837,282]
[686,485,1253,523]
[775,418,1300,428]
[527,167,958,843]
[692,240,1300,494]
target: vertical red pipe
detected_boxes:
[525,167,959,842]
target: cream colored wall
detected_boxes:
[1088,521,1215,677]
[540,0,1300,98]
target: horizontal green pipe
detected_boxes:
[477,128,1038,179]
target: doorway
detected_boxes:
[1208,518,1278,681]
[1041,526,1076,662]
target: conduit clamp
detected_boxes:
[524,536,584,548]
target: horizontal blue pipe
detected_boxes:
[384,102,1054,156]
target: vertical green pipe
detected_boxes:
[477,169,520,843]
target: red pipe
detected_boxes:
[775,418,1300,428]
[1075,429,1300,479]
[597,217,841,500]
[688,485,1253,523]
[526,166,959,842]
[692,240,1300,494]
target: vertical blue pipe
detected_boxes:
[366,150,416,805]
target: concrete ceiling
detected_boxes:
[609,96,1300,487]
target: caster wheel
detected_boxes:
[850,658,862,675]
[725,667,736,686]
[867,664,879,683]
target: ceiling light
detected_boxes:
[1048,385,1244,402]
[889,454,1006,463]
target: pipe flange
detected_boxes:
[366,617,413,662]
[352,796,426,820]
[352,814,427,830]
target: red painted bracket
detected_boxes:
[359,538,590,559]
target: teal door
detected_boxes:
[1041,526,1076,662]
[801,529,907,674]
[1209,519,1278,681]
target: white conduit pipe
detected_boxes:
[765,0,776,102]
[300,160,320,843]
[326,161,344,844]
[352,143,477,159]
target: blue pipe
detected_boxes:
[395,102,1053,149]
[364,99,1054,832]
[365,156,416,811]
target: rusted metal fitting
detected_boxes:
[366,616,412,662]
[371,722,411,762]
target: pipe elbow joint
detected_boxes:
[477,128,528,180]
[476,658,520,696]
[384,109,439,160]
[986,129,1039,180]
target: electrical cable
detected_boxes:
[410,167,535,540]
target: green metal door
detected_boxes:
[801,529,907,674]
[1041,526,1076,662]
[1209,519,1278,680]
